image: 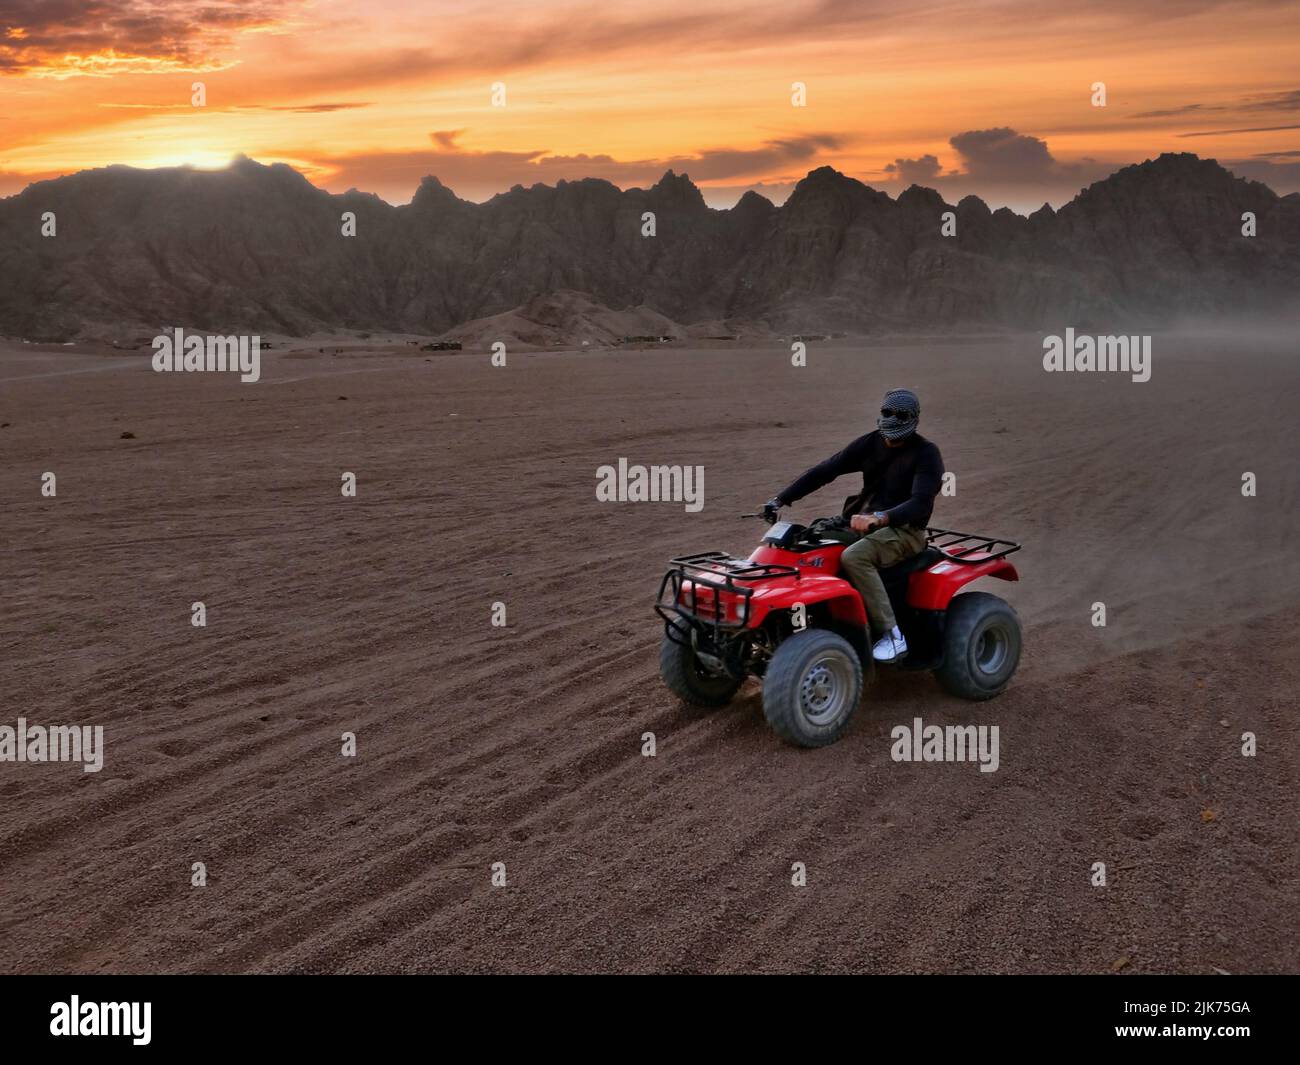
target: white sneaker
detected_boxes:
[872,626,908,662]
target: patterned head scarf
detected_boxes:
[876,388,920,441]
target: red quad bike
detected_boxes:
[655,515,1023,747]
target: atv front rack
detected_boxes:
[655,552,799,646]
[925,527,1021,564]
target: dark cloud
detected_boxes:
[876,124,1300,207]
[0,0,303,75]
[883,154,943,183]
[948,128,1057,180]
[876,127,1121,211]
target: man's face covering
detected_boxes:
[877,388,920,441]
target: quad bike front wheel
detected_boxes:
[659,618,743,708]
[763,628,863,747]
[934,591,1022,700]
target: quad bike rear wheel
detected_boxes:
[659,618,743,707]
[934,591,1022,700]
[763,628,863,747]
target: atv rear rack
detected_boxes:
[925,527,1021,564]
[655,552,799,646]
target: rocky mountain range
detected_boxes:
[1,152,1296,342]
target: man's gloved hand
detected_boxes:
[761,497,784,524]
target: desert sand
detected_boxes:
[1,328,1296,973]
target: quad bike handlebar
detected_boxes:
[744,512,1021,562]
[743,508,851,536]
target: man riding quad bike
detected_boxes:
[654,388,1023,747]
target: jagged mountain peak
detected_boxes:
[733,188,777,214]
[409,173,465,209]
[896,184,948,211]
[956,193,992,216]
[646,168,707,209]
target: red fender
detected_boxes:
[907,558,1019,610]
[745,543,867,627]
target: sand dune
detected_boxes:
[438,290,684,350]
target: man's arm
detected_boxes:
[883,443,944,527]
[775,437,868,506]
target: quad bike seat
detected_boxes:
[880,546,945,582]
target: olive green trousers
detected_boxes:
[838,525,928,635]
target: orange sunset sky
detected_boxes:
[2,0,1298,211]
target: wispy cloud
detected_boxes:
[1131,88,1300,120]
[1179,123,1300,138]
[98,101,371,113]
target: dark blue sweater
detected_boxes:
[777,430,944,529]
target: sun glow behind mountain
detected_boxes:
[1,0,1298,209]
